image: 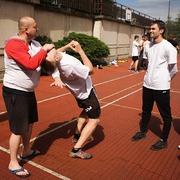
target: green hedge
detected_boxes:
[55,32,110,66]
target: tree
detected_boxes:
[166,12,180,43]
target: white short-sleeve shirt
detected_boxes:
[132,40,139,56]
[52,52,93,100]
[143,39,177,90]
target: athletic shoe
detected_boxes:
[131,132,146,141]
[178,145,180,149]
[69,149,92,159]
[134,70,139,73]
[150,139,167,151]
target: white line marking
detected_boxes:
[37,92,70,104]
[100,82,142,100]
[94,73,137,86]
[100,88,142,108]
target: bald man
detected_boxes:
[2,16,54,178]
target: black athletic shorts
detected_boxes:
[76,88,101,119]
[132,56,139,61]
[2,86,38,135]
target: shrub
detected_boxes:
[54,32,110,66]
[35,35,52,45]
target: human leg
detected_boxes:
[150,90,172,150]
[131,87,154,141]
[134,59,139,72]
[21,123,40,157]
[70,118,100,159]
[72,110,88,142]
[140,87,154,132]
[74,118,100,149]
[129,61,134,70]
[8,133,30,177]
[155,90,172,141]
[75,110,87,134]
[70,88,101,159]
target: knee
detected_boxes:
[89,118,100,127]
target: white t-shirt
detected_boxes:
[132,40,139,56]
[143,39,177,90]
[143,40,150,49]
[52,52,93,100]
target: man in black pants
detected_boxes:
[131,20,177,151]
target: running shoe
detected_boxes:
[131,132,146,141]
[69,149,92,159]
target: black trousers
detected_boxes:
[140,86,172,142]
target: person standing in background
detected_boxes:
[168,35,179,53]
[2,16,54,178]
[131,20,177,151]
[129,35,140,73]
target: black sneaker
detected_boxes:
[150,139,167,151]
[131,132,146,141]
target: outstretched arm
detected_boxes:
[57,40,94,74]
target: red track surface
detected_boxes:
[0,56,180,179]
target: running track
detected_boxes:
[0,55,180,179]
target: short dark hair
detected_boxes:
[41,60,56,75]
[134,35,139,39]
[151,20,166,37]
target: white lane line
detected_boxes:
[37,92,70,104]
[0,146,71,180]
[94,73,137,86]
[100,88,142,108]
[100,82,142,100]
[0,73,138,115]
[23,118,77,144]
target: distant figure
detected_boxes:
[138,35,150,70]
[131,20,177,151]
[168,35,179,53]
[129,35,140,73]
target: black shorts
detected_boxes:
[76,88,101,119]
[2,86,38,135]
[132,56,139,61]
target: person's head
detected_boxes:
[150,20,166,40]
[141,35,146,41]
[18,16,39,41]
[134,35,139,41]
[41,49,62,74]
[144,35,149,41]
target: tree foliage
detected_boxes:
[166,14,180,43]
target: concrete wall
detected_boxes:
[0,0,146,80]
[34,9,93,42]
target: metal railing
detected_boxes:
[39,0,155,27]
